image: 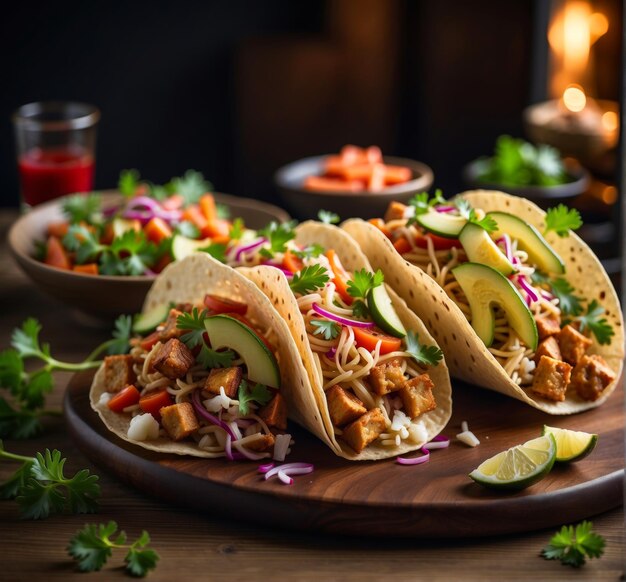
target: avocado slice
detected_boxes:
[367,285,406,338]
[487,211,565,274]
[204,314,281,388]
[171,234,213,261]
[458,223,516,275]
[133,303,172,334]
[452,262,538,350]
[414,210,467,238]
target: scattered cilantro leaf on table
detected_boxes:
[541,521,605,568]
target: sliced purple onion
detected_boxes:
[541,290,554,301]
[264,462,314,485]
[312,303,375,328]
[432,434,450,443]
[517,275,538,305]
[191,389,237,441]
[258,462,275,474]
[234,237,267,261]
[495,234,513,261]
[396,447,430,465]
[434,205,456,213]
[122,196,183,223]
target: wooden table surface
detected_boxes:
[0,210,623,581]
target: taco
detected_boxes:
[231,221,452,460]
[342,190,624,414]
[90,253,323,461]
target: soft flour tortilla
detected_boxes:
[90,253,325,456]
[342,190,624,414]
[238,221,452,460]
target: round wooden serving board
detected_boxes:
[65,370,624,538]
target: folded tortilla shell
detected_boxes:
[342,190,624,414]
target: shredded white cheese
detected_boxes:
[127,413,160,441]
[457,430,480,447]
[203,387,235,413]
[390,410,411,432]
[98,392,112,406]
[273,434,292,462]
[408,421,428,444]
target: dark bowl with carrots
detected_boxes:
[8,170,290,320]
[274,145,434,220]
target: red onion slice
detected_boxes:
[495,234,513,261]
[191,390,237,441]
[517,275,538,305]
[312,303,374,328]
[234,238,267,261]
[396,447,430,465]
[258,462,275,474]
[434,206,456,213]
[264,462,314,484]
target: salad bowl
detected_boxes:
[8,191,290,320]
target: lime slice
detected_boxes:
[542,425,598,463]
[469,434,556,491]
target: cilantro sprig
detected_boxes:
[170,170,213,207]
[0,442,100,519]
[0,317,131,439]
[571,300,614,345]
[197,242,227,264]
[118,169,141,198]
[62,193,102,225]
[318,210,340,224]
[258,221,297,259]
[237,380,272,415]
[68,521,159,576]
[544,204,583,237]
[407,190,446,221]
[310,319,341,340]
[404,331,444,367]
[455,199,498,233]
[547,277,584,317]
[292,243,325,260]
[541,521,605,568]
[289,264,330,295]
[346,269,384,299]
[176,308,209,348]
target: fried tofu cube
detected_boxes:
[204,366,243,398]
[258,393,287,430]
[531,355,572,402]
[570,354,616,401]
[384,201,408,222]
[160,402,199,441]
[342,408,387,453]
[558,324,593,366]
[152,338,195,379]
[326,385,367,427]
[157,308,185,342]
[369,358,406,395]
[399,374,436,419]
[103,355,136,393]
[246,433,275,452]
[534,336,562,363]
[536,316,561,340]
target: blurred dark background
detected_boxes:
[0,0,621,237]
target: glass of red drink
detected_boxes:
[13,102,100,208]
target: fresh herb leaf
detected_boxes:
[351,299,370,319]
[68,521,159,576]
[196,346,235,369]
[170,170,213,207]
[229,218,245,241]
[61,193,102,224]
[176,220,200,239]
[258,221,297,258]
[541,521,605,568]
[404,331,443,367]
[550,278,583,317]
[530,270,551,286]
[237,380,272,415]
[198,242,227,264]
[292,243,325,260]
[216,203,230,220]
[108,315,132,355]
[573,300,614,345]
[63,225,104,264]
[456,199,498,233]
[177,308,209,349]
[289,264,330,295]
[544,204,583,237]
[318,210,340,224]
[347,269,384,299]
[0,398,43,439]
[110,231,159,276]
[118,169,141,198]
[310,319,341,340]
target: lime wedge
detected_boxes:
[542,425,598,463]
[469,434,556,491]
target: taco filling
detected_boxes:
[367,193,617,404]
[96,299,291,461]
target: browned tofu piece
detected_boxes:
[204,366,243,398]
[570,354,616,401]
[558,324,592,366]
[531,355,572,402]
[369,358,406,396]
[152,338,195,380]
[534,336,562,363]
[160,402,199,441]
[342,408,387,453]
[399,374,436,419]
[258,393,287,430]
[103,355,136,393]
[245,433,275,452]
[384,201,407,222]
[157,309,185,342]
[536,316,561,340]
[326,386,367,427]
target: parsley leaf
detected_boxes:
[292,243,325,260]
[110,231,159,276]
[198,242,227,264]
[176,220,200,239]
[550,278,583,317]
[63,225,104,264]
[107,315,133,355]
[216,203,230,220]
[229,218,245,241]
[289,264,330,295]
[118,169,140,198]
[544,204,583,237]
[347,269,384,299]
[258,221,297,259]
[541,521,605,568]
[573,300,614,345]
[310,319,341,340]
[68,521,159,576]
[404,331,444,367]
[61,193,102,224]
[318,210,340,224]
[196,346,236,369]
[177,308,209,349]
[455,199,498,233]
[237,380,272,415]
[170,170,213,207]
[351,299,370,319]
[407,189,446,221]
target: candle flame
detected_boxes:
[601,110,618,132]
[562,85,587,112]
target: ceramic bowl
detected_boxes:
[274,155,434,220]
[8,191,290,320]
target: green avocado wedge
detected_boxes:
[414,210,467,238]
[367,284,407,338]
[204,314,281,388]
[132,303,171,335]
[458,222,516,275]
[487,211,565,274]
[452,262,538,350]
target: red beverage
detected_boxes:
[18,147,95,206]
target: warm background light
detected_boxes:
[601,110,618,131]
[562,84,587,112]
